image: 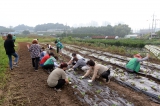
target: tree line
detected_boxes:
[71,24,131,37]
[1,23,132,37]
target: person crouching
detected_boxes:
[47,63,71,91]
[81,60,111,83]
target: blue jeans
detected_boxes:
[7,52,19,69]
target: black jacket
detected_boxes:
[4,39,15,55]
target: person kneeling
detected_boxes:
[47,63,71,91]
[81,60,111,83]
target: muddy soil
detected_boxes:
[62,47,160,106]
[2,42,160,106]
[3,42,86,106]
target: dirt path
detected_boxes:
[3,42,85,106]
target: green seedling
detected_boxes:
[99,81,102,85]
[73,71,77,75]
[140,81,144,83]
[130,82,135,86]
[158,95,160,99]
[73,85,77,88]
[81,92,85,96]
[88,83,93,86]
[120,78,125,81]
[68,77,71,82]
[156,75,159,78]
[143,87,147,91]
[151,86,157,91]
[94,104,98,106]
[95,89,102,94]
[112,104,117,106]
[79,76,83,80]
[149,79,153,82]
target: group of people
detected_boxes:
[3,34,150,92]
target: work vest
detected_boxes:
[126,58,140,72]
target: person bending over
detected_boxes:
[42,53,59,74]
[47,63,71,91]
[72,57,88,71]
[47,44,53,50]
[81,60,111,83]
[68,53,84,65]
[126,53,149,73]
[40,47,47,60]
[40,51,50,66]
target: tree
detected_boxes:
[22,30,30,35]
[0,26,14,32]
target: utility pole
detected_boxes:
[151,14,155,39]
[65,23,67,37]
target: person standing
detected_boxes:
[47,63,71,91]
[56,41,63,54]
[27,39,41,71]
[4,34,19,70]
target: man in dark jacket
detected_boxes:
[4,34,19,70]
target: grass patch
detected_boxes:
[0,38,10,104]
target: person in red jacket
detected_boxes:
[40,52,52,66]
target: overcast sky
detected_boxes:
[0,0,160,30]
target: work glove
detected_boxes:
[88,80,92,83]
[69,82,72,84]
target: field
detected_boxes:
[1,36,160,106]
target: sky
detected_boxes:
[0,0,160,31]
